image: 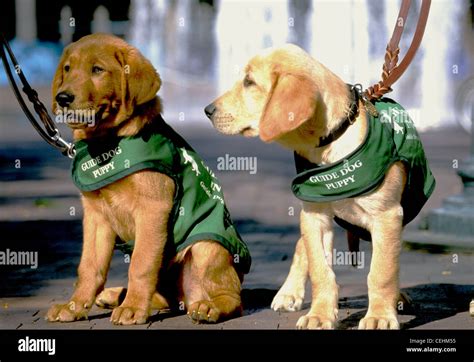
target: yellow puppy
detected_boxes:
[206,44,435,330]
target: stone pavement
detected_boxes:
[0,86,473,330]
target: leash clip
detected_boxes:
[352,83,363,96]
[51,131,76,158]
[355,84,379,118]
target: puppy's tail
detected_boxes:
[347,231,360,267]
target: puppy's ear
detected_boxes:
[259,72,317,142]
[115,47,161,122]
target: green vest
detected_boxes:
[71,116,251,273]
[292,98,436,239]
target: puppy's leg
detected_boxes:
[271,237,307,312]
[46,206,115,322]
[296,202,338,330]
[181,241,242,323]
[359,207,402,330]
[110,202,170,325]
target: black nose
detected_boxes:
[204,103,216,118]
[55,91,75,107]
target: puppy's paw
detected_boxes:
[296,313,336,330]
[46,301,89,322]
[96,287,126,309]
[358,314,399,330]
[271,293,304,312]
[110,305,149,325]
[187,300,220,324]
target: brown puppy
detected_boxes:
[206,44,434,329]
[46,34,246,325]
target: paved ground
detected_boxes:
[0,86,473,330]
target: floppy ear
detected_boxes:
[115,47,161,122]
[259,73,317,142]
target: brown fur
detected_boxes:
[46,34,242,325]
[207,44,407,329]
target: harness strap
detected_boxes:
[364,0,431,100]
[0,33,75,158]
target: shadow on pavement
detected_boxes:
[242,288,278,312]
[0,220,83,297]
[339,283,474,329]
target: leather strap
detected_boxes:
[0,32,76,158]
[364,0,431,100]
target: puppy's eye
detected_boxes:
[243,75,255,87]
[92,65,104,74]
[64,65,70,72]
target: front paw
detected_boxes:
[296,313,336,330]
[271,292,304,312]
[358,313,399,330]
[46,301,89,322]
[110,305,149,325]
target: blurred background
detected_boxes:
[1,0,474,129]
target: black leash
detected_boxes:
[0,33,75,158]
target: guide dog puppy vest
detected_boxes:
[292,98,436,240]
[71,116,251,273]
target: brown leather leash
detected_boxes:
[346,0,431,251]
[364,0,432,101]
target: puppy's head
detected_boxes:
[205,44,321,143]
[52,33,161,133]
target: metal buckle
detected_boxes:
[66,144,76,158]
[352,83,379,118]
[51,130,76,159]
[352,83,363,96]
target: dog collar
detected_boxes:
[316,84,361,148]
